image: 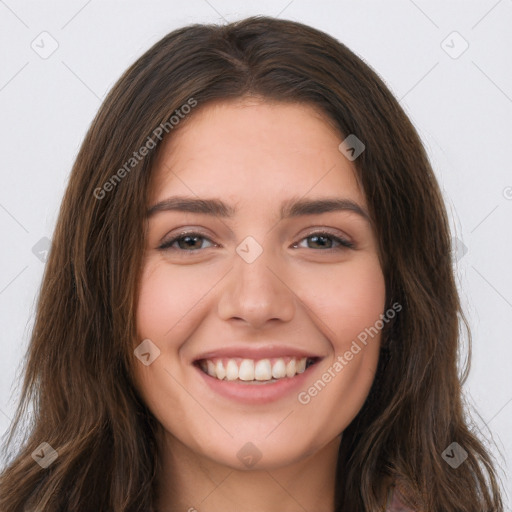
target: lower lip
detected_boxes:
[194,363,319,405]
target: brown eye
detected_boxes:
[295,232,354,250]
[159,233,215,251]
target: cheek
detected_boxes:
[299,255,386,344]
[135,259,210,341]
[133,259,210,418]
[294,261,385,433]
[136,263,171,341]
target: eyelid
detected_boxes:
[298,226,353,243]
[293,228,354,250]
[158,227,355,252]
[158,229,216,251]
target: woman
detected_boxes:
[0,16,504,512]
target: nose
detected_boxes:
[216,245,296,329]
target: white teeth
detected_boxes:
[226,360,239,380]
[271,359,286,379]
[215,360,226,380]
[285,359,296,378]
[254,359,272,381]
[206,360,216,377]
[238,359,255,381]
[199,356,312,382]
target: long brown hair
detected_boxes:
[0,16,504,511]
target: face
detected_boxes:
[133,98,386,471]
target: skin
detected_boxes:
[133,98,386,512]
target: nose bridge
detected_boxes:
[217,238,295,327]
[237,245,276,293]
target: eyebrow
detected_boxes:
[146,195,370,222]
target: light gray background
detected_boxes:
[0,0,511,508]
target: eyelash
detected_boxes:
[158,230,354,252]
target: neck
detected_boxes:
[155,429,341,512]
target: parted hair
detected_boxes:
[0,16,504,512]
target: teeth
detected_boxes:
[285,359,296,378]
[226,360,238,380]
[215,360,226,380]
[271,359,286,379]
[206,360,216,377]
[254,359,272,381]
[239,359,255,381]
[198,356,312,382]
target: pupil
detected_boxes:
[181,236,200,249]
[311,235,330,248]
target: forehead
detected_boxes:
[149,98,365,208]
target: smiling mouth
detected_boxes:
[195,356,319,384]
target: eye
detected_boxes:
[158,230,354,253]
[293,231,354,250]
[158,232,216,251]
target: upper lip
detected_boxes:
[193,345,323,362]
